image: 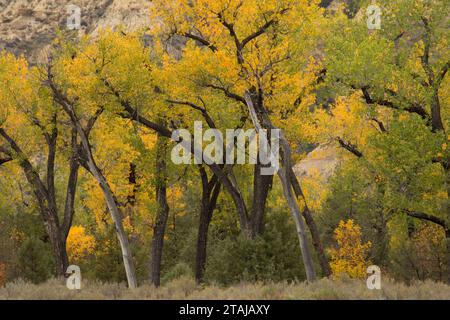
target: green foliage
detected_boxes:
[367,117,447,213]
[161,263,193,284]
[205,211,306,284]
[18,237,54,284]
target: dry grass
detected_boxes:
[0,276,449,300]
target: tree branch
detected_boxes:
[437,60,450,85]
[405,210,447,229]
[167,99,217,129]
[183,33,217,52]
[360,86,430,120]
[336,137,363,158]
[204,84,246,105]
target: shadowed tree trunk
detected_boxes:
[149,128,170,287]
[195,166,221,283]
[61,128,81,242]
[250,161,273,238]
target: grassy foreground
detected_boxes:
[0,277,449,300]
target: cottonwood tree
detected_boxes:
[42,39,140,288]
[147,0,333,280]
[304,0,449,282]
[0,52,98,276]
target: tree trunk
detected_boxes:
[87,156,138,288]
[431,86,445,132]
[50,82,138,288]
[278,165,317,281]
[87,160,138,288]
[195,168,221,283]
[250,161,273,238]
[289,171,331,277]
[301,207,331,277]
[244,91,316,281]
[0,128,69,276]
[61,133,80,240]
[149,132,170,287]
[44,214,69,276]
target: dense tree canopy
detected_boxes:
[0,0,448,286]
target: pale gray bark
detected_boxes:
[244,91,316,282]
[74,116,138,289]
[49,79,138,288]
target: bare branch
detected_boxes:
[336,137,363,158]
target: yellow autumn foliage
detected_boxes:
[329,220,372,279]
[66,226,96,263]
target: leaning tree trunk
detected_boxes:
[244,91,316,282]
[84,158,138,288]
[289,171,331,277]
[48,74,138,286]
[52,95,138,288]
[149,131,170,287]
[301,206,331,277]
[278,166,317,281]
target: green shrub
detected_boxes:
[18,237,54,284]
